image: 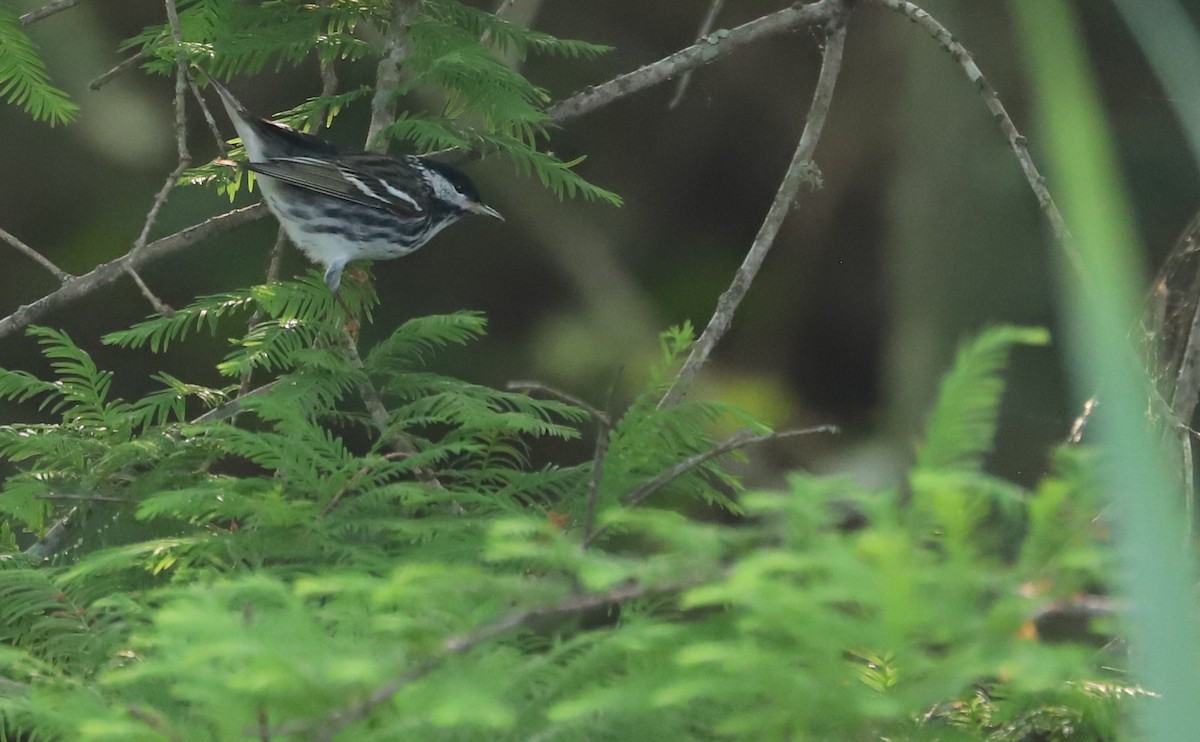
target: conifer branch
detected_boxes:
[660,13,848,408]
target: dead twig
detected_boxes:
[0,204,268,341]
[865,0,1082,275]
[548,0,839,123]
[660,13,848,407]
[90,50,150,91]
[18,0,82,26]
[0,227,72,283]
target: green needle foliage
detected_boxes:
[0,303,1137,739]
[0,8,78,125]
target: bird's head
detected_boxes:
[422,159,504,221]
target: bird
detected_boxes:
[206,78,503,309]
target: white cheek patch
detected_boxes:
[429,172,467,209]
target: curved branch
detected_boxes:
[660,15,848,408]
[549,0,839,123]
[864,0,1081,275]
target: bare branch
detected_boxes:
[118,0,192,317]
[660,16,848,408]
[123,264,174,315]
[0,226,71,283]
[89,50,150,91]
[584,425,839,547]
[189,79,227,155]
[667,0,726,110]
[0,204,268,341]
[548,0,839,124]
[864,0,1082,275]
[18,0,82,26]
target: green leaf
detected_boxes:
[916,325,1050,471]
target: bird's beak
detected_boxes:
[469,202,504,221]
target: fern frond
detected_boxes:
[0,9,77,125]
[917,325,1050,471]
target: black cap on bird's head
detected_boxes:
[421,158,503,221]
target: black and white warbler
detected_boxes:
[208,79,502,298]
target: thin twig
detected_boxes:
[89,50,150,91]
[581,375,619,546]
[864,0,1082,276]
[506,380,609,424]
[548,0,839,124]
[189,79,227,155]
[121,0,192,316]
[667,0,726,110]
[0,227,72,283]
[267,578,705,741]
[583,426,838,547]
[192,378,280,424]
[0,204,268,341]
[123,265,174,315]
[660,14,848,408]
[36,493,127,503]
[17,0,82,26]
[505,378,618,542]
[342,333,446,490]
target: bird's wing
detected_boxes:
[246,156,426,216]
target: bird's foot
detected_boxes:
[344,265,370,284]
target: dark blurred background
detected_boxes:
[2,0,1198,489]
